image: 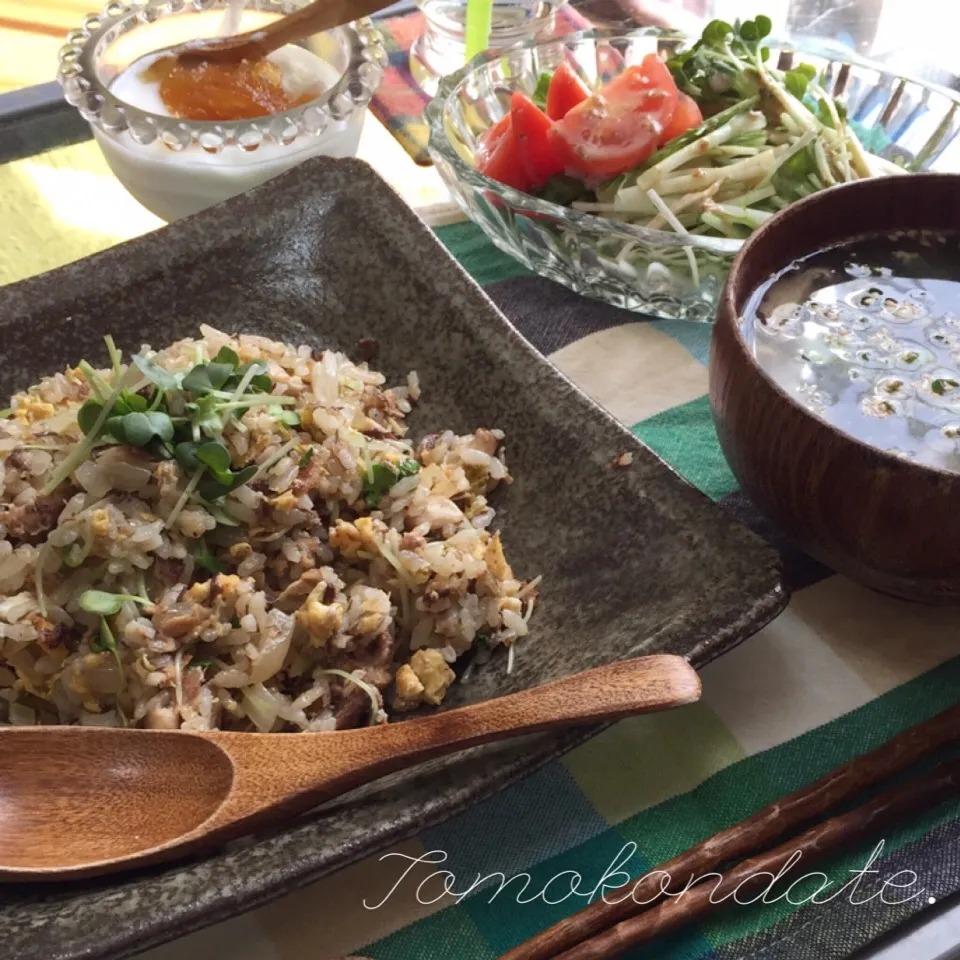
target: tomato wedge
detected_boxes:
[476,113,511,165]
[509,92,564,188]
[476,113,531,192]
[549,54,679,180]
[659,91,703,146]
[545,63,591,120]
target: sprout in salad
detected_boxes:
[568,17,907,240]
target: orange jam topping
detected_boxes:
[143,56,313,121]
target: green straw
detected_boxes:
[464,0,494,60]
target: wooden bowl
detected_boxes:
[710,174,960,604]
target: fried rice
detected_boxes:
[0,325,538,732]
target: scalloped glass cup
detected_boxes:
[58,0,386,222]
[426,29,960,320]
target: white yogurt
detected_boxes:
[99,45,364,222]
[219,0,245,36]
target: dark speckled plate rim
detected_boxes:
[0,157,789,960]
[101,595,787,960]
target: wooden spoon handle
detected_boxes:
[197,0,394,62]
[380,653,703,746]
[203,655,700,838]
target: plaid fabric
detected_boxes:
[369,7,592,165]
[136,224,960,960]
[4,143,960,960]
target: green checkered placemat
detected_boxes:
[135,221,960,960]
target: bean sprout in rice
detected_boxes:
[0,327,539,732]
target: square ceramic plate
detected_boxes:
[0,157,786,960]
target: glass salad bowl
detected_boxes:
[58,0,386,222]
[425,28,960,320]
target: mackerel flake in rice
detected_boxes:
[0,326,539,732]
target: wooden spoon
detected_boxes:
[166,0,394,66]
[0,654,698,881]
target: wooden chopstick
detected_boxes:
[501,702,960,960]
[552,756,960,959]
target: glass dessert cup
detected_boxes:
[59,0,386,222]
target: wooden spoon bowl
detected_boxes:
[0,732,233,871]
[710,173,960,604]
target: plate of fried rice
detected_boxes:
[0,326,538,732]
[0,157,785,960]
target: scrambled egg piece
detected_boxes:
[271,492,298,512]
[329,517,379,559]
[300,599,343,645]
[393,649,455,711]
[14,397,56,424]
[329,520,361,558]
[186,581,211,603]
[90,509,111,538]
[355,517,377,546]
[189,572,244,603]
[229,542,252,562]
[65,366,86,387]
[393,665,424,709]
[213,574,242,602]
[484,531,513,581]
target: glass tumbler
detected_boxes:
[409,0,567,95]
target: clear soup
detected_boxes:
[742,231,960,473]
